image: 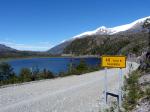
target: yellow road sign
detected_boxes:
[101,56,126,68]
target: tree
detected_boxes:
[20,68,31,82]
[30,66,40,81]
[47,70,55,78]
[75,60,88,74]
[0,62,15,81]
[41,69,54,79]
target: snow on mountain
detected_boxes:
[48,16,150,54]
[72,26,111,39]
[73,16,150,38]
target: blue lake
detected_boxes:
[8,57,100,75]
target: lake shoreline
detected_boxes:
[0,55,100,62]
[0,57,101,87]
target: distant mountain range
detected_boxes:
[0,44,17,52]
[48,16,150,55]
[0,44,51,59]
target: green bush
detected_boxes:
[123,71,142,111]
[0,62,17,85]
[7,75,20,84]
[40,69,55,79]
[75,60,88,74]
[0,62,15,80]
[19,68,32,82]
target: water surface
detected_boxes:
[8,57,100,75]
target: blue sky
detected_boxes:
[0,0,149,51]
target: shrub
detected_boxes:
[123,71,142,111]
[7,75,20,84]
[0,62,15,80]
[75,60,88,74]
[40,69,55,79]
[19,68,32,82]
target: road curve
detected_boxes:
[0,62,139,112]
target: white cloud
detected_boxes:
[0,41,52,51]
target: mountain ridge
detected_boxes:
[48,16,150,55]
[0,44,18,52]
[0,44,51,59]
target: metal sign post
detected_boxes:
[119,68,123,107]
[104,67,108,104]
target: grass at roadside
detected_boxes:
[122,69,150,111]
[123,70,143,111]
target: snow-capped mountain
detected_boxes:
[73,16,150,38]
[48,16,150,54]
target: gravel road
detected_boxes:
[0,62,139,112]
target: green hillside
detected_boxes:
[64,32,149,56]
